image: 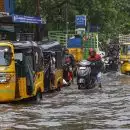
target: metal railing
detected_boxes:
[48,31,99,59]
[16,33,34,41]
[119,34,130,44]
[48,31,75,45]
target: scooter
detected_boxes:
[102,57,110,73]
[77,60,97,89]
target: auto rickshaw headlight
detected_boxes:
[120,61,124,64]
[0,73,11,83]
[6,74,11,82]
[104,60,108,64]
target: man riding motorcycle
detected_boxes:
[87,48,103,88]
[63,48,75,85]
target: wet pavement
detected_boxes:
[0,72,130,130]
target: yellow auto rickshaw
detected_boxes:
[67,35,83,63]
[0,41,44,102]
[120,43,130,74]
[38,41,63,91]
[68,48,83,63]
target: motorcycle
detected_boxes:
[77,60,98,89]
[102,57,110,73]
[63,63,73,86]
[102,56,119,73]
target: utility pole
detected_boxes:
[66,1,68,35]
[65,0,69,47]
[35,0,40,41]
[36,0,40,16]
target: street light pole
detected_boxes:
[65,1,69,47]
[35,0,40,41]
[66,1,68,35]
[36,0,40,16]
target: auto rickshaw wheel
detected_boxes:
[78,84,83,89]
[56,82,61,91]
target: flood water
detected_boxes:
[0,72,130,130]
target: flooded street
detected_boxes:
[0,72,130,130]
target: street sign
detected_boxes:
[12,14,43,24]
[89,25,99,32]
[75,28,85,35]
[0,25,14,32]
[75,15,86,28]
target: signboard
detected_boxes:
[75,15,86,28]
[89,25,99,32]
[12,14,43,24]
[0,25,14,32]
[75,28,85,35]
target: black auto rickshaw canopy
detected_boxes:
[38,40,62,52]
[12,41,43,72]
[12,41,38,50]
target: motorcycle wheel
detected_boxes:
[88,79,96,89]
[78,84,83,89]
[67,81,71,86]
[103,66,107,73]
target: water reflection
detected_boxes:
[0,73,130,129]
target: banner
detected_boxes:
[12,14,43,24]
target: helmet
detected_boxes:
[89,48,95,53]
[89,48,96,56]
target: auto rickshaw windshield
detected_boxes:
[0,46,12,66]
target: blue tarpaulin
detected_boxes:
[67,37,82,48]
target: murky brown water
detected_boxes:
[0,72,130,130]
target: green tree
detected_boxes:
[15,0,130,42]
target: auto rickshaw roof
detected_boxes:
[12,41,38,49]
[0,16,12,23]
[38,40,62,51]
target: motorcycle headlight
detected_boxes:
[78,67,90,77]
[69,67,72,71]
[104,60,108,64]
[0,73,11,83]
